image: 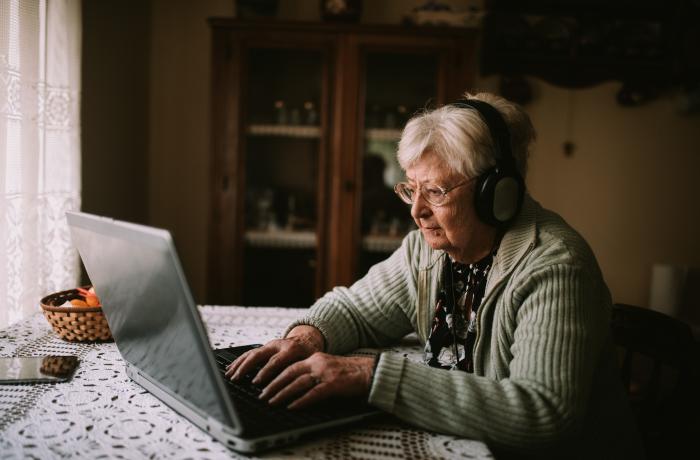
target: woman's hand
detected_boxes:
[224,325,324,385]
[259,353,375,409]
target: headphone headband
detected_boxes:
[449,98,513,163]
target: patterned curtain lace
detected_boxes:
[0,0,82,329]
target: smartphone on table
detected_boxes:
[0,356,80,384]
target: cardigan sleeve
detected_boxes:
[284,231,422,354]
[368,262,609,455]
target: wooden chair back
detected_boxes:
[611,303,699,458]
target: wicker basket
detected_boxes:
[40,286,113,342]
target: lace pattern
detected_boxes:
[0,306,493,459]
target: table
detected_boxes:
[0,306,493,459]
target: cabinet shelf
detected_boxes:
[365,128,402,142]
[244,229,317,249]
[247,124,321,138]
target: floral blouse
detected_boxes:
[424,252,493,372]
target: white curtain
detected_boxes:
[0,0,81,329]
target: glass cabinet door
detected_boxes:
[357,51,440,277]
[209,20,476,304]
[241,47,326,307]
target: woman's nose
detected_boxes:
[410,195,431,220]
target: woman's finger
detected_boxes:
[228,346,275,380]
[224,349,253,377]
[287,382,326,409]
[259,361,308,401]
[251,352,294,385]
[250,339,319,385]
[266,373,320,406]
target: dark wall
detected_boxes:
[81,0,150,224]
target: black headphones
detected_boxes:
[449,98,525,227]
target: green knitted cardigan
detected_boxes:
[287,195,642,458]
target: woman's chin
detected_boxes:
[421,228,447,248]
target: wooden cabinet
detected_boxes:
[207,19,476,307]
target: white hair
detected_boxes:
[397,92,535,179]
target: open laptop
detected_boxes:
[66,211,380,453]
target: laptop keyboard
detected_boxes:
[214,346,373,436]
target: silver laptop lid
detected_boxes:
[66,211,238,430]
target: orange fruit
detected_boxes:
[86,295,100,307]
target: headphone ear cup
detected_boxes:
[450,98,526,226]
[492,171,524,224]
[474,168,499,227]
[474,166,524,226]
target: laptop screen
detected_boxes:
[66,212,233,427]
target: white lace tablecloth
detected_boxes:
[0,306,493,459]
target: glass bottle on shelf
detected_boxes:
[303,101,318,125]
[289,107,301,125]
[274,100,287,125]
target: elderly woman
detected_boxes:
[226,92,642,458]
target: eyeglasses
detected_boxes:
[394,177,475,207]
